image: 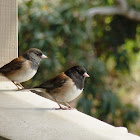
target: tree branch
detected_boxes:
[86,0,140,58]
[87,7,121,17]
[87,0,140,21]
[114,0,128,12]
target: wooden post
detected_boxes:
[0,0,18,67]
[0,0,18,81]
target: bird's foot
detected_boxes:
[55,106,76,110]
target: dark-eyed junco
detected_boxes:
[0,48,47,89]
[29,65,89,110]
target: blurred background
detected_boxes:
[18,0,140,135]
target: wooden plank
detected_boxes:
[0,0,18,81]
[0,0,18,67]
[0,87,140,140]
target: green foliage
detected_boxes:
[18,0,140,134]
[94,15,139,72]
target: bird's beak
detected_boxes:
[41,54,47,58]
[83,72,90,77]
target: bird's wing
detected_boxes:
[35,73,69,92]
[0,56,26,75]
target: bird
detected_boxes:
[29,65,89,110]
[0,48,47,89]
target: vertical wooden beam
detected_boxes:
[0,0,18,68]
[0,0,18,81]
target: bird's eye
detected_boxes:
[36,53,41,56]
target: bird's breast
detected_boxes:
[7,60,37,83]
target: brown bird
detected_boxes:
[0,48,47,89]
[30,65,89,110]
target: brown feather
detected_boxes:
[0,56,26,76]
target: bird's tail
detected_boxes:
[0,87,42,92]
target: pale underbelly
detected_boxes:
[53,86,83,102]
[8,69,37,83]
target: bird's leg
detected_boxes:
[53,98,67,110]
[12,81,21,89]
[64,102,72,108]
[11,81,24,89]
[64,102,76,110]
[17,83,24,89]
